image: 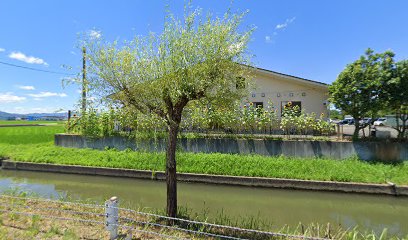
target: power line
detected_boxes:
[0,60,77,76]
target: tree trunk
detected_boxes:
[353,118,360,140]
[399,113,407,139]
[396,112,402,138]
[166,123,179,219]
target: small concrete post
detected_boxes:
[105,196,119,240]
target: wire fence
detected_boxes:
[0,194,331,240]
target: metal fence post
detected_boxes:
[105,196,119,240]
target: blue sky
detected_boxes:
[1,0,408,114]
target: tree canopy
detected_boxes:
[386,60,408,137]
[83,5,254,217]
[330,48,407,139]
[329,49,395,138]
[86,9,253,118]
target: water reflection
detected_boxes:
[0,170,407,236]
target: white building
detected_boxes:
[245,67,329,117]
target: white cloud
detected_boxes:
[0,92,26,103]
[89,30,101,39]
[13,107,25,112]
[265,33,278,44]
[276,17,296,30]
[31,107,52,113]
[28,92,67,98]
[0,48,5,52]
[267,18,296,44]
[8,51,48,65]
[18,85,35,90]
[70,51,77,55]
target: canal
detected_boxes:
[0,169,407,236]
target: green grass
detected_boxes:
[0,126,64,144]
[2,191,398,240]
[0,120,63,125]
[0,125,407,185]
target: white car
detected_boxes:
[373,118,387,126]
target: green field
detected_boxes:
[0,125,407,185]
[0,120,62,125]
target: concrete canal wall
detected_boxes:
[2,160,408,196]
[55,134,408,162]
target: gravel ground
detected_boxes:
[339,125,400,138]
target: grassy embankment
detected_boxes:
[1,192,396,240]
[0,125,407,185]
[0,192,202,240]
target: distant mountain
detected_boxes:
[0,111,20,119]
[0,111,67,120]
[25,112,67,117]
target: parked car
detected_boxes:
[360,118,374,125]
[338,119,347,125]
[373,118,387,126]
[329,119,341,124]
[339,118,354,125]
[366,118,375,125]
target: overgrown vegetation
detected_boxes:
[3,145,408,184]
[0,125,407,185]
[0,191,403,240]
[0,191,194,239]
[66,102,335,139]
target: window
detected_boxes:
[236,77,246,89]
[291,101,301,110]
[253,102,264,109]
[253,102,264,116]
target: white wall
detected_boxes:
[243,70,329,117]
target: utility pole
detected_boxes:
[81,47,87,115]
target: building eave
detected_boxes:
[252,66,328,90]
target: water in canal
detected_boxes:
[0,169,407,237]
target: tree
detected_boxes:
[84,6,254,218]
[329,49,395,139]
[386,60,408,138]
[329,108,343,120]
